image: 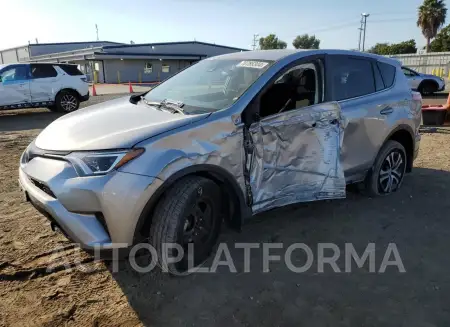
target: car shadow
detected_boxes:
[423,92,449,100]
[420,126,450,134]
[0,110,63,132]
[106,167,450,326]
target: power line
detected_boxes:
[370,18,416,24]
[298,16,416,36]
[299,20,360,35]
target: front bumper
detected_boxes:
[80,91,90,102]
[19,156,161,250]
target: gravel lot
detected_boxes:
[1,95,450,326]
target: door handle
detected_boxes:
[380,106,394,115]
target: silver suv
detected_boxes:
[19,50,422,270]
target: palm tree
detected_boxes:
[417,0,447,52]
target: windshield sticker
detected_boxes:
[236,61,269,69]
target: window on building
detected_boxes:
[329,56,376,101]
[144,62,153,74]
[31,64,57,79]
[162,64,170,73]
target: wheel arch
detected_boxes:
[382,125,415,172]
[418,79,439,93]
[55,88,81,100]
[132,164,251,244]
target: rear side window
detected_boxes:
[377,62,396,88]
[373,63,385,91]
[31,64,57,79]
[58,64,83,76]
[329,56,375,101]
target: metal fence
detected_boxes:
[388,52,450,77]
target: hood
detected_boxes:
[421,73,442,80]
[35,96,210,151]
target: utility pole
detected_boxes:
[361,13,369,52]
[95,24,99,41]
[358,17,364,51]
[252,34,259,50]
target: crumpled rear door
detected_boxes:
[246,102,346,213]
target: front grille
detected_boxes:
[26,141,71,163]
[29,178,56,198]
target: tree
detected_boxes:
[259,34,287,50]
[292,34,320,49]
[368,40,417,55]
[417,0,447,52]
[389,40,417,54]
[430,24,450,51]
[368,43,391,55]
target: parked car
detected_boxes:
[402,65,445,95]
[19,50,422,271]
[0,63,89,112]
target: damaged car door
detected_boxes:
[243,59,347,213]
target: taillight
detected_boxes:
[80,77,87,83]
[412,91,422,101]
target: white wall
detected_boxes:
[388,52,450,74]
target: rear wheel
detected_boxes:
[56,90,80,113]
[418,81,438,95]
[149,176,222,274]
[361,140,407,197]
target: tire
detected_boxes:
[46,105,58,112]
[55,90,80,113]
[361,140,407,197]
[149,176,222,274]
[418,81,438,95]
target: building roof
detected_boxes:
[103,41,248,51]
[29,41,123,47]
[94,51,206,57]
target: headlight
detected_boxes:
[66,148,144,176]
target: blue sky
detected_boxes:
[2,0,449,50]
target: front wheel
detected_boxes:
[362,140,407,197]
[149,176,222,274]
[56,90,80,113]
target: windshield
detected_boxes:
[144,59,273,113]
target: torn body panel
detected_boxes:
[125,114,247,200]
[246,102,347,214]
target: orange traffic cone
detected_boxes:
[92,83,97,96]
[129,81,134,93]
[445,92,450,109]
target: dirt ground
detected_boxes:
[1,95,450,326]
